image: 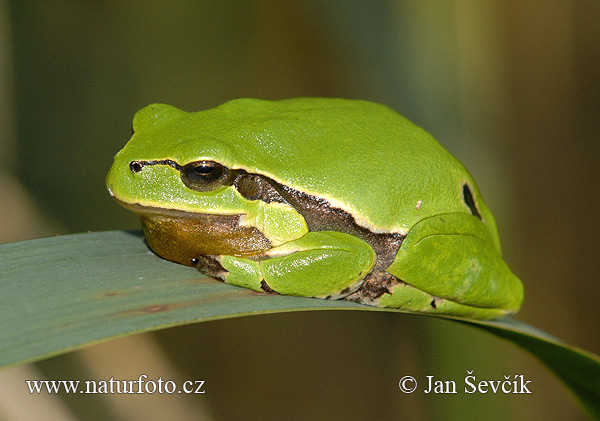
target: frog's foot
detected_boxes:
[195,231,377,300]
[345,272,510,320]
[194,254,280,294]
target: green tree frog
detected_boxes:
[107,98,523,319]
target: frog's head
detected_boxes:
[107,103,251,214]
[106,103,280,265]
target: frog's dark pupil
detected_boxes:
[194,165,218,177]
[190,162,225,182]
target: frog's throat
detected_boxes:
[118,201,272,266]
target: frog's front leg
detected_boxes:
[196,231,376,299]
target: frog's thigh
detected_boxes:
[221,231,376,299]
[387,214,523,312]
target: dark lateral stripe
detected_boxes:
[129,159,183,173]
[233,172,405,271]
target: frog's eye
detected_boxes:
[181,160,236,192]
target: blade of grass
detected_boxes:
[1,231,598,417]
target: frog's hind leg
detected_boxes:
[352,213,523,320]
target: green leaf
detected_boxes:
[1,231,599,417]
[461,317,600,418]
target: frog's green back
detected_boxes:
[125,98,497,238]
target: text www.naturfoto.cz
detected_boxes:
[25,375,206,395]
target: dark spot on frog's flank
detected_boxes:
[440,218,446,223]
[462,184,482,219]
[260,280,276,293]
[430,298,443,309]
[345,272,402,304]
[340,287,351,295]
[325,295,332,300]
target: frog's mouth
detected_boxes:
[115,201,272,267]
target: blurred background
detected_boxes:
[1,1,598,419]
